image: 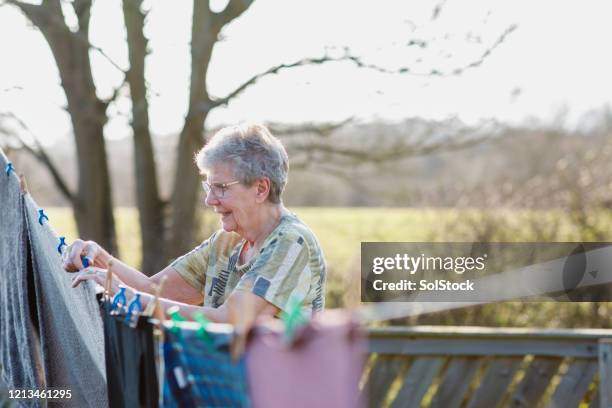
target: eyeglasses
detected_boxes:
[201,180,240,198]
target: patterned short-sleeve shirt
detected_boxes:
[170,213,326,316]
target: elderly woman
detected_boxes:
[64,124,326,322]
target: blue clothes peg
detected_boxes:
[57,236,67,254]
[5,162,14,176]
[37,209,49,225]
[111,287,127,312]
[125,293,142,323]
[81,256,90,268]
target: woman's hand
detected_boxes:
[71,266,124,295]
[62,239,112,272]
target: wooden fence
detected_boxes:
[364,326,612,408]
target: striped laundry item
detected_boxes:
[161,324,250,408]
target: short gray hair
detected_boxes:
[195,124,289,203]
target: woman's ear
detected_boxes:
[255,178,271,203]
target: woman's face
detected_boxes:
[203,162,257,236]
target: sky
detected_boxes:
[1,0,612,145]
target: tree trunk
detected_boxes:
[122,0,166,273]
[168,1,217,259]
[169,112,210,258]
[29,2,118,254]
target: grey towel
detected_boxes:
[1,149,108,408]
[0,151,42,408]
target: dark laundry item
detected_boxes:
[245,311,365,408]
[102,301,159,408]
[0,149,108,408]
[161,324,250,408]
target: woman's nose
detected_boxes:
[204,190,219,207]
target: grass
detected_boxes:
[44,206,612,315]
[45,205,612,279]
[46,207,453,272]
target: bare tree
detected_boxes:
[4,0,514,272]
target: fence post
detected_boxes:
[599,339,612,408]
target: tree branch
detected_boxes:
[345,22,517,77]
[431,0,448,20]
[5,0,47,25]
[267,118,353,138]
[454,24,518,74]
[0,112,75,203]
[208,22,516,111]
[206,55,356,110]
[287,128,498,167]
[102,77,128,107]
[90,43,127,73]
[8,0,126,77]
[72,0,91,35]
[212,0,255,31]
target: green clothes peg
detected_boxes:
[167,306,186,334]
[193,312,214,349]
[281,297,307,344]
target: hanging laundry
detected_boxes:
[0,148,108,407]
[24,196,108,408]
[246,311,365,408]
[161,322,251,408]
[0,151,43,404]
[101,301,159,408]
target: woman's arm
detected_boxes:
[150,266,204,305]
[64,239,203,304]
[71,268,275,323]
[63,239,154,292]
[150,289,278,323]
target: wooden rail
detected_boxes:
[364,326,612,408]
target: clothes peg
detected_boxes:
[5,162,14,176]
[281,297,307,344]
[80,255,91,268]
[37,209,49,225]
[57,236,67,254]
[193,312,214,349]
[231,327,248,362]
[105,259,114,301]
[18,174,28,194]
[143,275,167,317]
[125,293,142,323]
[167,306,186,334]
[111,286,127,313]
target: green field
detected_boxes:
[46,207,457,273]
[46,207,462,308]
[45,206,612,281]
[44,206,612,324]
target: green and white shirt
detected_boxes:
[171,213,326,316]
